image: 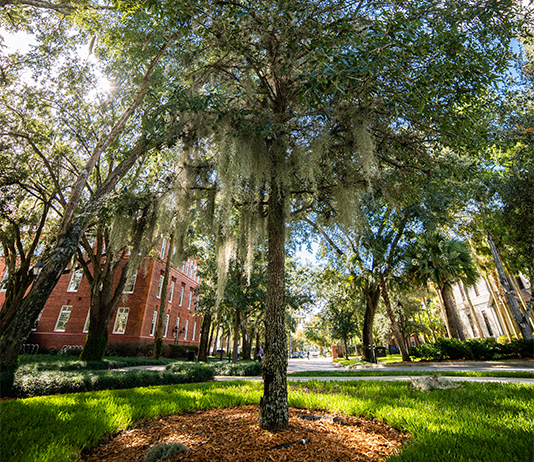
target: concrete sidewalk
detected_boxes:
[215,375,534,384]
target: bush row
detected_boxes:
[6,364,215,398]
[410,338,534,361]
[166,360,262,376]
[16,354,169,371]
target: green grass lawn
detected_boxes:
[2,380,533,462]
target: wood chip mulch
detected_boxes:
[80,405,410,462]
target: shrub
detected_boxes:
[167,344,199,360]
[107,342,153,357]
[143,443,189,462]
[10,366,215,398]
[500,338,534,359]
[0,364,16,398]
[437,338,474,360]
[211,361,262,376]
[466,339,498,361]
[409,343,442,360]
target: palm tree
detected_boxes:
[404,234,478,341]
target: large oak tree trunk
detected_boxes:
[0,138,151,368]
[379,277,411,362]
[0,222,83,366]
[259,177,288,430]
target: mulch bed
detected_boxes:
[80,405,410,461]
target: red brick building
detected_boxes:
[0,240,201,352]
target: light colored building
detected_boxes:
[451,275,532,339]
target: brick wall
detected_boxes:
[0,251,202,352]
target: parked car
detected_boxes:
[291,352,299,358]
[310,350,319,357]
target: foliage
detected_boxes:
[106,342,153,357]
[410,338,534,361]
[166,344,199,360]
[211,361,262,377]
[143,443,189,462]
[2,380,534,462]
[7,364,214,398]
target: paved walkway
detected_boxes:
[117,357,534,384]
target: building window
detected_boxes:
[458,285,465,301]
[54,305,72,332]
[156,275,164,299]
[169,281,175,303]
[123,274,137,294]
[192,321,197,341]
[67,269,83,292]
[179,284,185,306]
[164,314,170,338]
[516,277,525,290]
[481,310,494,337]
[150,311,158,336]
[473,283,480,297]
[160,238,167,259]
[113,307,129,334]
[83,310,90,333]
[184,319,189,340]
[32,309,44,331]
[188,291,193,310]
[185,260,190,276]
[0,270,8,292]
[175,317,180,339]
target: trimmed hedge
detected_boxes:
[167,344,199,359]
[410,338,534,361]
[106,342,153,357]
[0,355,172,398]
[166,360,262,376]
[9,364,214,398]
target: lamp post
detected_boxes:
[30,261,44,278]
[396,301,407,352]
[172,327,185,345]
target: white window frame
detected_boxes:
[113,307,130,334]
[54,305,73,332]
[150,310,158,336]
[192,321,197,341]
[160,238,167,259]
[179,284,185,306]
[0,270,8,292]
[164,314,170,338]
[83,309,90,333]
[188,291,193,310]
[156,275,164,299]
[184,319,189,340]
[123,274,137,294]
[185,260,190,276]
[32,309,44,331]
[175,317,180,339]
[67,269,83,292]
[169,281,175,303]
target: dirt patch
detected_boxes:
[80,405,409,461]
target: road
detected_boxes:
[215,357,534,384]
[116,357,534,384]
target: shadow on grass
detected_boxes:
[2,380,533,462]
